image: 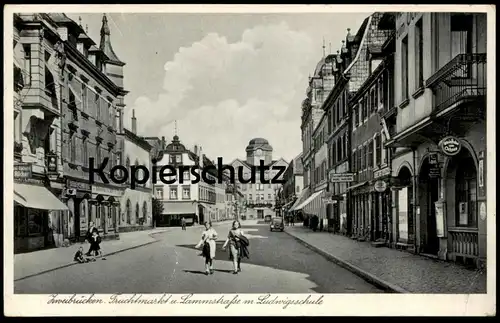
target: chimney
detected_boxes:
[131,109,137,135]
[161,136,166,150]
[194,144,198,155]
[198,146,203,168]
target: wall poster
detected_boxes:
[398,187,408,241]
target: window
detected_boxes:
[381,133,387,164]
[401,36,409,100]
[95,92,101,119]
[126,199,131,224]
[268,194,272,200]
[375,134,381,166]
[368,140,374,168]
[260,194,265,201]
[183,170,190,181]
[83,138,88,167]
[361,146,366,170]
[353,104,358,127]
[69,135,76,163]
[363,94,369,120]
[81,82,88,112]
[296,186,300,193]
[249,194,253,200]
[336,100,341,123]
[169,155,175,164]
[343,91,347,115]
[455,156,477,227]
[373,87,378,112]
[108,101,113,127]
[359,99,364,123]
[170,186,178,199]
[176,155,181,163]
[451,14,473,77]
[115,109,120,131]
[23,44,31,85]
[415,18,424,89]
[378,76,384,108]
[337,138,342,162]
[353,150,357,172]
[182,186,190,199]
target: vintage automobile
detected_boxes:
[264,215,272,223]
[270,217,284,232]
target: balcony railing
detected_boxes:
[426,53,486,114]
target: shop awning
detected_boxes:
[293,190,324,212]
[347,181,368,191]
[14,183,69,211]
[288,188,309,212]
[163,202,195,215]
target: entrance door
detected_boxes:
[426,178,440,254]
[257,210,264,219]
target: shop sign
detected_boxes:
[14,163,32,180]
[374,167,390,179]
[438,136,461,156]
[428,166,441,178]
[480,202,486,221]
[67,180,91,192]
[91,185,123,197]
[46,153,58,173]
[374,180,387,193]
[329,172,354,183]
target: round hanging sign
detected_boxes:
[374,180,387,192]
[439,136,461,156]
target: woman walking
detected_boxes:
[222,220,249,274]
[195,221,218,275]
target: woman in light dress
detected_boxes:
[195,221,218,275]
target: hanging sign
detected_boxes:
[438,136,461,156]
[374,180,387,192]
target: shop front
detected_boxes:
[371,166,392,244]
[90,183,123,239]
[14,163,69,253]
[159,201,196,227]
[65,179,92,242]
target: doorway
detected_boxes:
[257,210,264,219]
[419,157,440,255]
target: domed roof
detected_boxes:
[165,135,186,153]
[246,138,273,152]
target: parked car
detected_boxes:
[270,217,284,232]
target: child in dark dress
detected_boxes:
[89,231,106,260]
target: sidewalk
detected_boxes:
[14,220,234,281]
[285,225,487,293]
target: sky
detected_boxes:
[68,12,369,163]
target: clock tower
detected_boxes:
[245,138,273,166]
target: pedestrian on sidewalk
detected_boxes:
[222,220,249,275]
[85,222,98,256]
[181,217,186,231]
[195,221,218,275]
[89,230,106,260]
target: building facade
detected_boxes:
[230,138,287,219]
[385,12,486,268]
[117,110,153,232]
[13,13,69,253]
[58,13,128,242]
[279,153,304,219]
[299,54,336,223]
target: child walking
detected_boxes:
[89,231,106,260]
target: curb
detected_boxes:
[284,230,410,294]
[14,239,161,282]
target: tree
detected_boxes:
[152,197,164,228]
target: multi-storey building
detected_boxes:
[280,153,304,218]
[117,110,153,232]
[230,138,287,219]
[349,13,395,243]
[58,13,127,242]
[152,137,221,226]
[13,13,69,252]
[299,54,336,222]
[13,13,128,251]
[385,12,487,268]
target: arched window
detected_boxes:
[126,199,131,224]
[456,155,478,228]
[136,202,140,224]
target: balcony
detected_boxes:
[426,53,486,116]
[21,86,60,117]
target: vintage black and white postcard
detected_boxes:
[3,4,496,316]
